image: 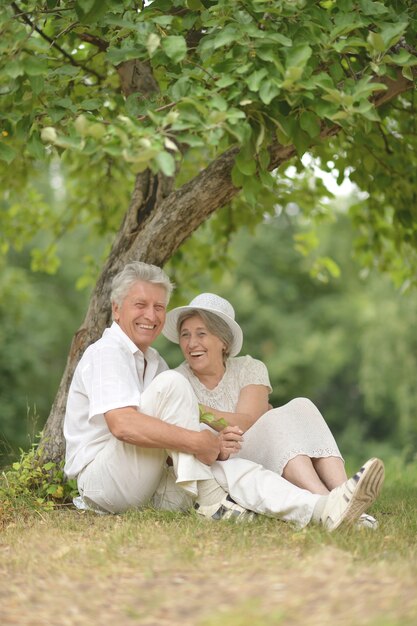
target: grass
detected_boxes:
[0,456,416,626]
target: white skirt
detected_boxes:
[237,397,343,475]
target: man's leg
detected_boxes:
[139,370,214,494]
[79,371,251,518]
[77,435,168,513]
[140,371,253,519]
[211,456,384,531]
[211,457,319,528]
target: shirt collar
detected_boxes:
[107,321,160,364]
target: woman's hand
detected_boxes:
[218,426,243,461]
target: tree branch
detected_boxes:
[78,32,109,52]
[11,2,104,82]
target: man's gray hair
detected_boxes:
[111,261,174,308]
[177,309,234,360]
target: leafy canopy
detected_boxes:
[1,0,417,283]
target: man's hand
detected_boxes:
[193,430,222,465]
[218,426,243,461]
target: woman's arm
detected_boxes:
[200,384,270,432]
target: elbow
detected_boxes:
[105,413,130,442]
[110,423,129,442]
[241,411,264,432]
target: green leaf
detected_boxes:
[330,16,364,39]
[107,46,140,65]
[162,36,187,63]
[235,147,257,176]
[79,99,102,111]
[0,141,17,164]
[154,151,176,176]
[292,127,311,157]
[211,94,228,111]
[29,75,45,96]
[380,22,408,48]
[77,0,96,11]
[359,0,389,16]
[147,33,161,57]
[26,134,46,159]
[285,44,312,69]
[75,0,108,24]
[402,65,414,81]
[367,32,386,53]
[23,56,48,76]
[282,66,304,89]
[353,77,387,100]
[199,410,228,429]
[186,0,204,8]
[212,26,238,49]
[5,61,24,79]
[231,162,245,188]
[300,111,321,138]
[216,75,236,88]
[259,81,280,104]
[50,65,80,77]
[246,69,268,92]
[385,50,417,67]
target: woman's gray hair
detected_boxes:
[111,262,174,309]
[177,309,234,360]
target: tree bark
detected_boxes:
[40,70,415,464]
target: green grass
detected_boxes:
[0,456,416,626]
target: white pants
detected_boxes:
[152,459,319,529]
[212,458,319,528]
[78,371,319,527]
[78,370,213,513]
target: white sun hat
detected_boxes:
[163,293,243,357]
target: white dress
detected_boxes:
[175,355,343,475]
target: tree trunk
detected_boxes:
[40,70,414,463]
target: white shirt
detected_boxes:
[64,322,169,478]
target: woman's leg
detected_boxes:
[282,455,329,495]
[312,456,348,490]
[239,398,344,478]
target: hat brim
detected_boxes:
[163,305,243,357]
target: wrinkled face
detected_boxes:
[112,280,167,352]
[179,314,226,375]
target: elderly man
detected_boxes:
[64,262,384,529]
[64,261,250,519]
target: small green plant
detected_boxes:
[199,404,228,431]
[0,436,78,525]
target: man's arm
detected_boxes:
[105,407,221,465]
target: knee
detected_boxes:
[288,397,318,413]
[152,370,194,398]
[151,370,190,388]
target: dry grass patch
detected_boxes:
[0,487,416,626]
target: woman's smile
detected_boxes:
[179,314,226,381]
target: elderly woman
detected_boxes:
[163,293,379,528]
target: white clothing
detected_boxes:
[175,356,343,475]
[176,355,272,411]
[76,370,213,513]
[64,322,169,479]
[238,397,343,475]
[65,328,320,526]
[211,459,319,528]
[152,457,319,529]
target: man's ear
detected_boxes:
[112,301,119,321]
